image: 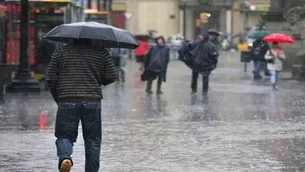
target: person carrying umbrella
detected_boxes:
[263,33,294,90]
[264,42,286,89]
[250,39,269,80]
[44,22,138,172]
[141,36,170,94]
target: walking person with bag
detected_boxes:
[46,38,117,172]
[264,41,286,90]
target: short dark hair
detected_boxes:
[272,41,279,45]
[155,36,165,44]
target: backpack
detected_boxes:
[253,45,262,56]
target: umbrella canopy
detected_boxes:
[43,22,139,49]
[208,29,220,36]
[263,33,295,44]
[248,30,273,39]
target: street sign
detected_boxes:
[124,12,132,20]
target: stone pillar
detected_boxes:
[232,0,241,44]
[185,8,195,40]
[219,8,226,33]
[226,9,232,34]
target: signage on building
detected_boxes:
[36,14,64,23]
[124,12,132,20]
[213,0,233,7]
[5,0,71,2]
[112,3,126,11]
[245,0,270,12]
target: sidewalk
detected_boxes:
[0,51,305,171]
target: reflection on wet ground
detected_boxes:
[1,52,305,171]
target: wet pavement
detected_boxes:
[1,52,305,171]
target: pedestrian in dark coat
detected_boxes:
[141,36,170,94]
[188,33,219,93]
[250,39,269,79]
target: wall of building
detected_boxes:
[125,0,180,39]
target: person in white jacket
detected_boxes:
[264,42,286,89]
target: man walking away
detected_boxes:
[46,38,117,172]
[142,36,170,94]
[190,33,219,94]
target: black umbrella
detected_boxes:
[43,22,139,49]
[208,29,220,36]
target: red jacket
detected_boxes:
[135,40,148,56]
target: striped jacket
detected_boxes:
[46,45,117,102]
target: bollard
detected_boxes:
[39,111,48,130]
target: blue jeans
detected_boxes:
[253,61,262,78]
[55,102,102,172]
[270,70,279,85]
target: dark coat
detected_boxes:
[179,40,219,74]
[209,35,221,49]
[250,40,269,62]
[141,45,170,81]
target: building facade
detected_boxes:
[180,0,270,41]
[125,0,181,39]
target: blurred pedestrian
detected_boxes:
[208,32,221,49]
[46,38,117,172]
[250,39,269,80]
[264,42,286,90]
[141,36,170,94]
[135,39,149,70]
[111,48,126,82]
[190,33,219,94]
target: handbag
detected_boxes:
[265,49,275,64]
[77,50,102,86]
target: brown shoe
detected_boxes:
[59,159,72,172]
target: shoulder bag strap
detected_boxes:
[77,50,101,86]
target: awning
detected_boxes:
[84,9,109,15]
[5,0,83,7]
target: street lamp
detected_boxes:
[6,0,40,92]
